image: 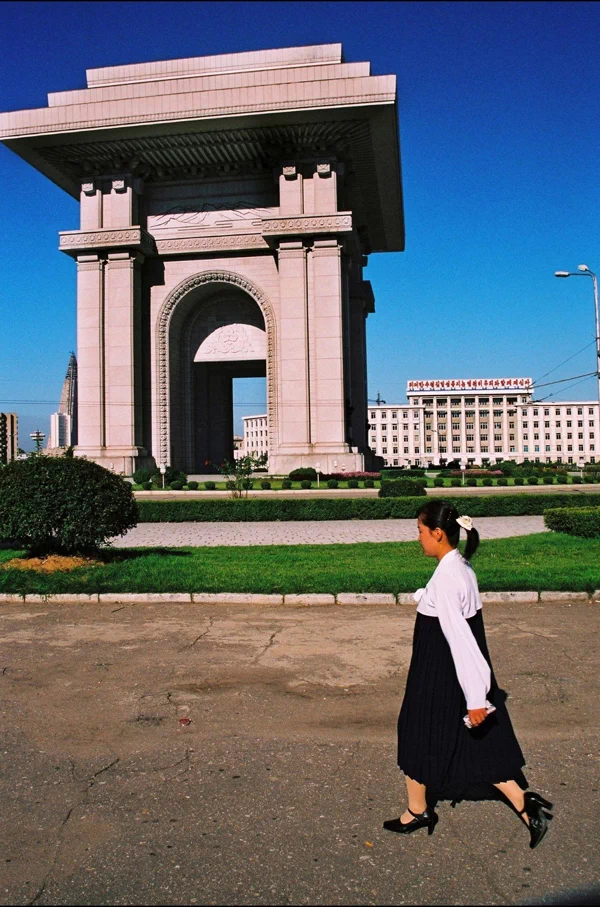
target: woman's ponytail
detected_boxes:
[463,527,480,561]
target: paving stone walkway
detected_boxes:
[112,515,547,547]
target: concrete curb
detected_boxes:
[0,591,599,605]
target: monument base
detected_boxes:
[269,450,365,476]
[74,447,153,477]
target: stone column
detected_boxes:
[308,239,347,454]
[103,251,145,473]
[276,241,311,454]
[75,255,105,457]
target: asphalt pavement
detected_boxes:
[1,600,598,906]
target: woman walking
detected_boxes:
[384,500,552,848]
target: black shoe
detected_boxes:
[383,807,439,836]
[520,791,553,849]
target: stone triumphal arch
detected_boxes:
[0,44,404,474]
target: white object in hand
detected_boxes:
[463,700,496,728]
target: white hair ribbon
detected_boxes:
[456,515,473,532]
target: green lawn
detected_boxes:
[1,534,598,595]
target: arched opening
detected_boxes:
[168,284,267,472]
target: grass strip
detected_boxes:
[1,534,598,595]
[136,494,600,522]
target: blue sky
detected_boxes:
[1,1,599,448]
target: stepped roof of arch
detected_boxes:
[0,44,404,252]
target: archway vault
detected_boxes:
[156,270,277,469]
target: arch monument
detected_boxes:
[0,44,404,474]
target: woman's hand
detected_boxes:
[468,707,489,727]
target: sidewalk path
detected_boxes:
[112,515,547,547]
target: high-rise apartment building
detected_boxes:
[0,413,18,464]
[48,352,78,450]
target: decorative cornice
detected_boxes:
[155,233,269,256]
[59,226,155,257]
[156,270,277,467]
[261,213,352,238]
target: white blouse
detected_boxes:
[414,548,491,710]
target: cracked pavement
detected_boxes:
[0,601,599,906]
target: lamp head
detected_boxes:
[577,264,589,272]
[554,271,570,278]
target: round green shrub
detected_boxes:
[204,481,216,490]
[169,481,184,491]
[527,476,539,485]
[141,481,152,491]
[242,479,254,490]
[327,479,339,489]
[555,475,568,484]
[482,478,493,486]
[281,479,292,489]
[0,455,138,554]
[466,477,477,487]
[433,478,445,487]
[571,476,582,484]
[584,475,596,483]
[364,479,375,489]
[133,467,154,485]
[497,477,508,486]
[347,479,359,488]
[514,477,524,485]
[450,478,461,487]
[187,481,199,490]
[260,480,272,490]
[300,480,312,489]
[542,476,554,485]
[289,467,317,482]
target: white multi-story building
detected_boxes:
[238,414,268,461]
[367,378,600,468]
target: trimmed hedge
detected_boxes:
[379,478,427,497]
[289,468,317,481]
[136,493,600,523]
[544,507,600,538]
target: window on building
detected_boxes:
[414,412,419,419]
[523,421,528,428]
[578,408,583,415]
[534,433,539,440]
[423,399,433,405]
[392,411,397,419]
[403,412,408,419]
[438,446,446,453]
[524,445,529,452]
[546,445,551,452]
[578,433,584,440]
[382,447,387,454]
[568,445,573,451]
[556,432,561,439]
[494,422,502,429]
[404,447,409,454]
[568,456,573,463]
[589,408,595,415]
[481,446,488,452]
[480,434,488,441]
[495,446,503,452]
[579,445,584,451]
[590,433,595,439]
[466,434,474,441]
[414,447,420,454]
[545,433,550,440]
[509,422,515,429]
[437,399,447,406]
[480,421,488,429]
[493,398,503,404]
[535,445,540,452]
[533,409,539,415]
[493,410,502,417]
[578,420,583,428]
[567,408,572,415]
[465,398,475,405]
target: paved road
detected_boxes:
[0,600,598,906]
[113,515,547,548]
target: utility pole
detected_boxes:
[29,430,45,453]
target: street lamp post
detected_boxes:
[555,264,600,407]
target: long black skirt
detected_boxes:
[397,611,526,799]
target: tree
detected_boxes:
[216,453,268,498]
[0,455,138,555]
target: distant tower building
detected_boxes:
[48,352,78,449]
[0,413,18,463]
